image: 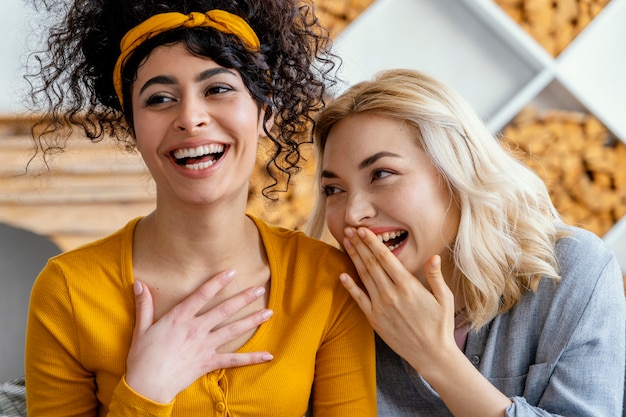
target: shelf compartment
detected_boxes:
[556,0,626,144]
[332,0,547,125]
[500,98,626,249]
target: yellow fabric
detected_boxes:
[113,10,260,108]
[25,216,376,417]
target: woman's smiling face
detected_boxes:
[321,112,460,282]
[131,42,268,206]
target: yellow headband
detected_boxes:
[113,10,260,109]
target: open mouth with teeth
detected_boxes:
[377,230,408,251]
[171,144,226,170]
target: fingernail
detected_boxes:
[224,269,236,280]
[343,238,353,250]
[344,227,355,238]
[253,287,266,297]
[357,227,366,237]
[262,353,274,361]
[133,280,143,295]
[261,309,274,319]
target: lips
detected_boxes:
[171,144,226,170]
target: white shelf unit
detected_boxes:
[332,0,626,272]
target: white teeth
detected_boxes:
[184,160,216,170]
[377,231,404,243]
[173,144,224,160]
[376,231,407,251]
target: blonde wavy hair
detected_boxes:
[307,69,567,329]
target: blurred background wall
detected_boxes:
[1,0,625,262]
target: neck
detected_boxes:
[135,199,258,279]
[132,203,269,325]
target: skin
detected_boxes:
[132,43,266,207]
[321,113,459,286]
[321,112,512,417]
[123,43,276,404]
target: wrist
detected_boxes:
[125,372,177,404]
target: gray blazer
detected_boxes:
[377,226,626,416]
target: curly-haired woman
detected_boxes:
[24,1,375,415]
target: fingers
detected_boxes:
[216,286,267,319]
[212,351,274,370]
[205,285,270,330]
[343,227,407,289]
[424,255,454,307]
[343,228,382,295]
[339,273,373,316]
[133,280,154,336]
[192,279,275,349]
[172,269,237,317]
[211,306,274,345]
[127,272,275,402]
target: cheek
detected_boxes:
[133,130,155,157]
[132,118,157,149]
[442,205,461,244]
[132,129,162,175]
[324,203,345,242]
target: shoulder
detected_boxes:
[249,215,347,257]
[34,218,140,291]
[30,219,140,317]
[249,215,355,274]
[554,225,620,284]
[555,225,613,258]
[483,226,623,370]
[48,217,140,267]
[512,225,621,322]
[539,225,623,312]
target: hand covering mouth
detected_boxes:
[171,143,226,170]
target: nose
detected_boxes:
[344,191,376,227]
[174,95,211,132]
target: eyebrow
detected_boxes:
[321,151,401,179]
[139,67,236,95]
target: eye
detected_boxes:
[371,169,394,181]
[321,184,343,197]
[145,93,175,106]
[206,83,233,95]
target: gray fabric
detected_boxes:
[0,376,26,417]
[377,226,626,416]
[1,223,61,382]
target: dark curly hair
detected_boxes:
[25,0,339,196]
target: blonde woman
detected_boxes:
[308,68,625,416]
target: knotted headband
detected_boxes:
[113,10,260,109]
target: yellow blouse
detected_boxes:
[26,216,376,416]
